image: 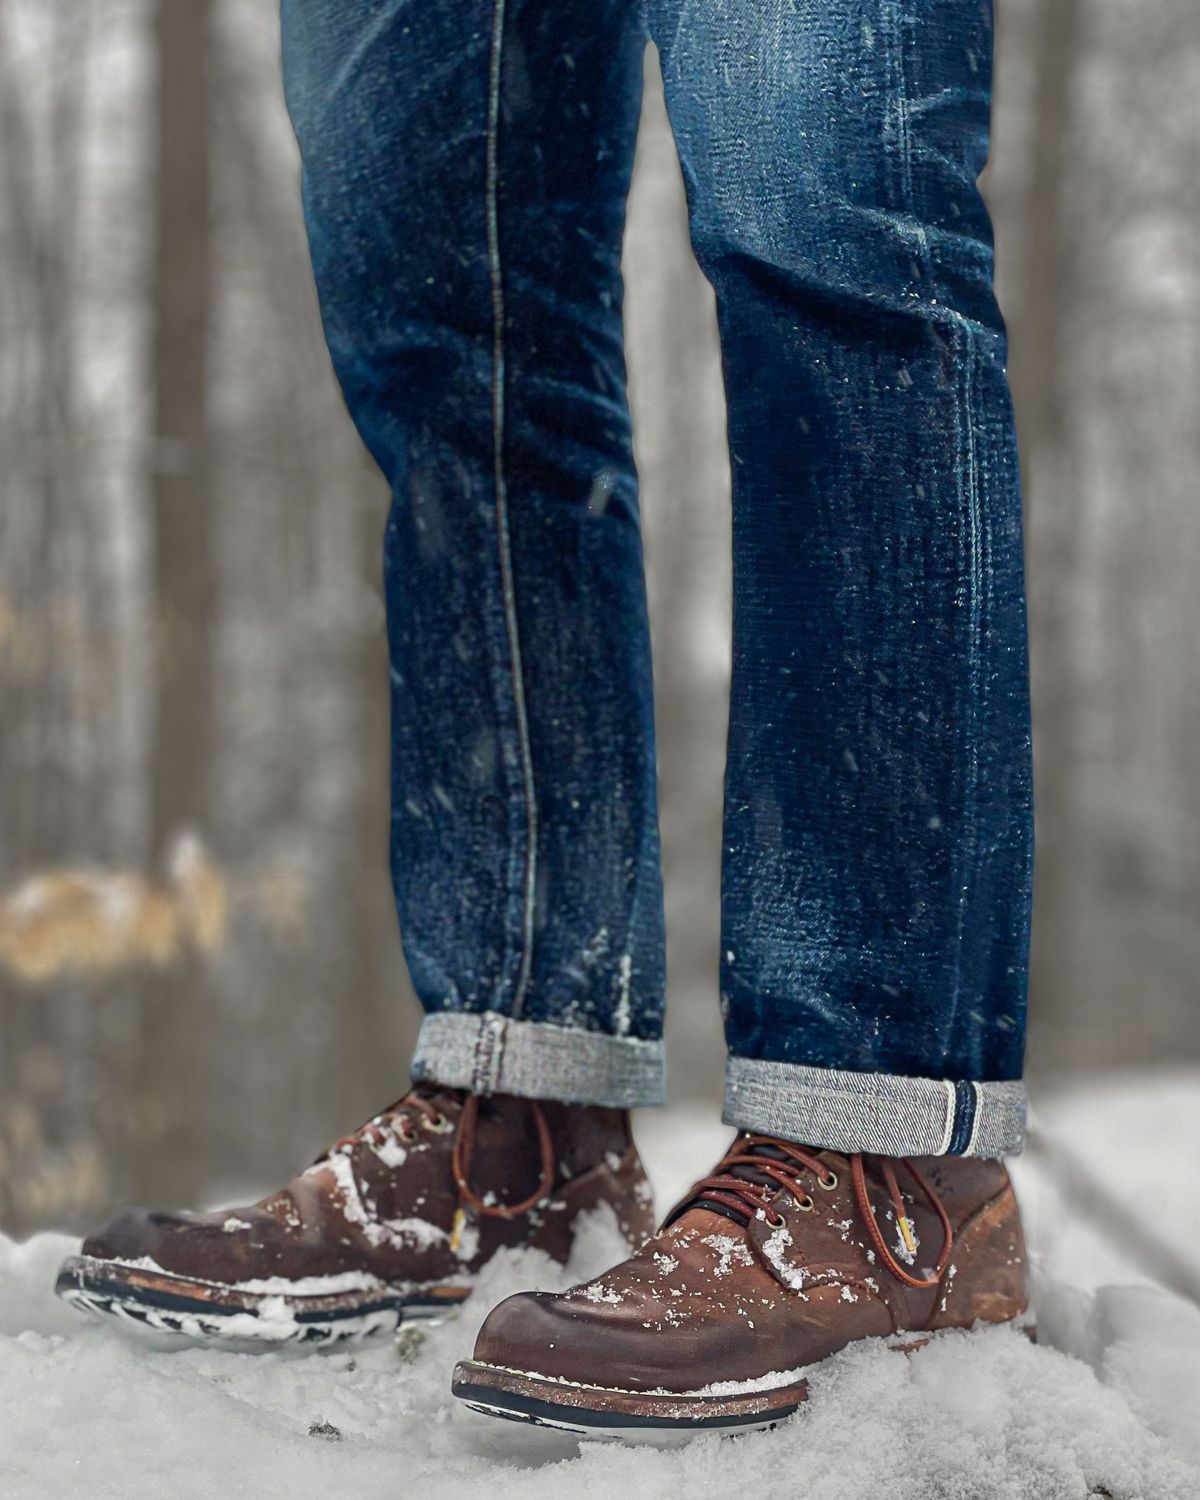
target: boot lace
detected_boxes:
[678,1133,953,1291]
[328,1085,557,1228]
[331,1084,455,1154]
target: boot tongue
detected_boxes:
[721,1141,791,1190]
[400,1081,463,1109]
[672,1140,799,1229]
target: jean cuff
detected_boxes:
[412,1010,667,1110]
[723,1056,1025,1158]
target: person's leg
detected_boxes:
[458,0,1034,1434]
[284,0,665,1109]
[56,0,663,1348]
[671,0,1033,1155]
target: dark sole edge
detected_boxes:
[451,1363,804,1434]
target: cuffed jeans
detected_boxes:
[280,0,1033,1158]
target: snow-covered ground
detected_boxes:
[2,1072,1199,1498]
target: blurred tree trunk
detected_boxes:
[1011,0,1081,1050]
[134,0,216,1202]
[624,53,730,1100]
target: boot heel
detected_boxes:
[526,1143,657,1262]
[932,1181,1030,1329]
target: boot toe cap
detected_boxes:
[472,1286,723,1393]
[80,1205,273,1283]
[474,1289,576,1373]
[82,1206,191,1265]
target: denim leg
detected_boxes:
[648,0,1033,1154]
[281,0,666,1107]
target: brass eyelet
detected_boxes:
[818,1171,839,1191]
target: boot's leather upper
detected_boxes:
[82,1086,653,1289]
[473,1131,1028,1391]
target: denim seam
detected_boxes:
[964,1082,983,1156]
[936,1079,956,1155]
[486,0,538,1022]
[945,321,985,1059]
[946,1078,979,1155]
[471,1013,506,1094]
[884,2,916,219]
[888,1,983,1067]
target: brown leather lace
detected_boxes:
[451,1091,556,1219]
[332,1085,557,1222]
[683,1133,954,1291]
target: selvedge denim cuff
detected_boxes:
[723,1057,1026,1158]
[412,1011,667,1110]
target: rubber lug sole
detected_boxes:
[55,1254,469,1350]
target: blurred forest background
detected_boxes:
[1,0,1198,1236]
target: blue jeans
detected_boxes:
[280,0,1033,1157]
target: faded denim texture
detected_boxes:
[280,0,1033,1155]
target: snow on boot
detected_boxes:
[56,1086,654,1348]
[453,1131,1029,1438]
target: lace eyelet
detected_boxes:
[397,1125,419,1145]
[794,1195,815,1212]
[764,1211,786,1229]
[818,1171,839,1191]
[422,1113,453,1134]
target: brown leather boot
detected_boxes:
[453,1130,1029,1437]
[55,1085,654,1347]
